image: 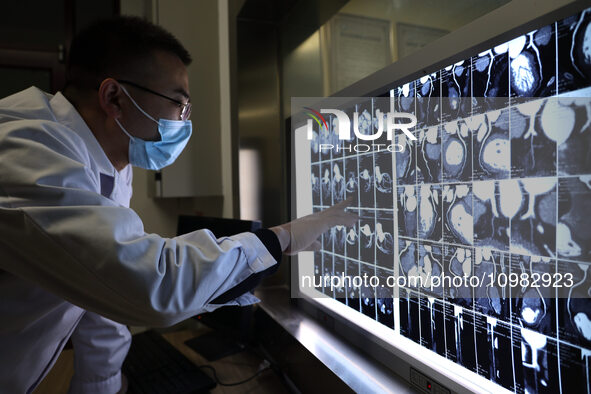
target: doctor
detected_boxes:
[0,16,356,394]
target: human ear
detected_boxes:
[97,78,123,118]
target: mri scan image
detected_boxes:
[416,72,441,129]
[443,183,473,246]
[508,24,557,98]
[556,175,591,262]
[376,267,395,329]
[471,109,510,180]
[359,154,374,208]
[306,7,591,393]
[442,119,472,182]
[473,180,511,251]
[510,254,557,336]
[374,151,394,208]
[418,184,442,242]
[417,125,442,184]
[395,131,417,185]
[398,237,418,289]
[556,96,591,176]
[345,259,361,312]
[397,185,418,238]
[441,62,471,122]
[510,99,557,178]
[376,210,394,269]
[471,43,509,114]
[509,178,557,257]
[557,9,591,94]
[473,248,510,320]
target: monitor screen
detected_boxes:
[292,5,591,394]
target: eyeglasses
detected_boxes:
[117,79,191,121]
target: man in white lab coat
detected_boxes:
[0,17,355,393]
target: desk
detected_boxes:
[33,322,288,394]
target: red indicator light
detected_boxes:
[427,383,431,389]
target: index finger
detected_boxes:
[326,195,356,212]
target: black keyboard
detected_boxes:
[123,330,216,394]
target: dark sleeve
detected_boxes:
[209,228,282,304]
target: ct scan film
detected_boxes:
[293,7,591,394]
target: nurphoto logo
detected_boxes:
[304,106,417,153]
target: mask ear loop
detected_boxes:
[119,85,160,125]
[114,118,135,140]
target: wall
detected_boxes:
[121,0,235,237]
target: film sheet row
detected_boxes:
[293,8,591,394]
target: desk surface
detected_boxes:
[33,323,287,394]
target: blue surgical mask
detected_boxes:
[115,86,192,170]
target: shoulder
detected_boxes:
[0,118,91,166]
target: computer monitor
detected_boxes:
[291,2,590,393]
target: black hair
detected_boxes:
[66,16,191,88]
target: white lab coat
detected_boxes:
[0,87,278,393]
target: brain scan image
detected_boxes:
[305,7,591,393]
[442,119,472,182]
[417,125,442,184]
[443,183,473,246]
[471,109,510,180]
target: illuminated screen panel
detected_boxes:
[294,7,591,394]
